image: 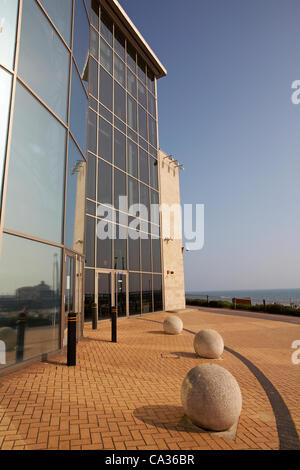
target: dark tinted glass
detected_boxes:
[5,83,66,243]
[98,117,112,162]
[127,95,137,130]
[85,216,95,266]
[84,268,95,318]
[153,274,163,311]
[86,199,96,216]
[152,237,161,273]
[89,95,98,112]
[140,183,150,220]
[128,230,140,271]
[147,69,156,94]
[150,157,158,189]
[114,54,125,86]
[127,140,138,178]
[127,127,137,143]
[139,149,149,185]
[90,0,99,30]
[138,81,147,108]
[70,62,88,154]
[99,66,113,110]
[97,158,112,205]
[114,26,125,59]
[90,27,99,59]
[151,190,160,225]
[97,235,112,269]
[99,104,112,122]
[138,105,147,140]
[114,235,127,270]
[148,92,156,118]
[86,153,96,200]
[100,10,113,45]
[127,68,137,98]
[129,273,141,315]
[0,234,61,369]
[141,237,151,273]
[126,42,136,72]
[100,37,112,73]
[89,57,98,97]
[114,168,126,210]
[73,0,89,76]
[137,56,146,83]
[148,115,157,147]
[128,177,139,208]
[87,109,97,154]
[114,129,126,171]
[114,82,125,121]
[114,116,126,133]
[142,274,152,312]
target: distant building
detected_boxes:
[0,0,185,374]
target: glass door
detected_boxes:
[97,272,112,319]
[95,270,129,319]
[63,254,75,346]
[115,272,128,317]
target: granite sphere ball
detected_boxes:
[194,329,224,359]
[0,327,17,351]
[163,315,183,335]
[181,363,242,431]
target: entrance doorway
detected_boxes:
[63,251,84,347]
[95,270,128,320]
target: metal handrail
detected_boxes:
[186,293,300,307]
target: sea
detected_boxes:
[186,288,300,306]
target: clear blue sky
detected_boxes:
[119,0,300,292]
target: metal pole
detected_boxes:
[111,306,117,343]
[16,310,27,362]
[67,312,77,366]
[91,302,98,330]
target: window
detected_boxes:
[0,0,18,69]
[70,62,88,154]
[114,129,126,171]
[18,0,70,122]
[128,230,140,271]
[139,149,149,185]
[127,140,138,178]
[98,158,112,205]
[73,0,89,77]
[127,68,137,98]
[129,273,141,315]
[114,26,125,59]
[127,95,137,131]
[98,117,112,162]
[5,83,66,243]
[87,109,97,154]
[100,37,112,74]
[138,81,147,109]
[142,274,152,312]
[99,66,112,110]
[100,10,113,46]
[89,57,98,97]
[138,105,147,140]
[40,0,72,46]
[114,168,126,210]
[90,27,99,60]
[85,216,95,266]
[0,68,12,205]
[114,54,125,86]
[86,153,96,200]
[126,42,136,72]
[114,82,125,121]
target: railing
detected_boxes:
[186,293,300,308]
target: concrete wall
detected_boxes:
[159,149,186,311]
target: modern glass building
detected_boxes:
[0,0,169,374]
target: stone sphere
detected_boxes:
[0,327,17,351]
[163,315,183,335]
[194,329,224,359]
[181,363,242,431]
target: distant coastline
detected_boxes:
[186,288,300,305]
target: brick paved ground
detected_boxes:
[0,308,299,450]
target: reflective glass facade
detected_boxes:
[0,0,164,372]
[84,3,163,318]
[0,0,88,371]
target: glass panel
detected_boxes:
[150,156,158,189]
[99,66,112,110]
[127,41,136,72]
[114,129,126,171]
[127,140,138,178]
[140,183,150,220]
[98,117,112,162]
[5,83,66,243]
[85,216,95,267]
[114,168,126,210]
[152,237,161,273]
[151,190,160,225]
[70,62,88,154]
[65,137,86,252]
[73,0,89,76]
[127,68,137,98]
[127,127,137,143]
[153,274,163,311]
[138,56,146,83]
[40,0,72,45]
[129,272,141,316]
[0,234,61,369]
[87,109,97,154]
[114,54,125,86]
[97,273,111,319]
[100,37,112,73]
[148,115,157,148]
[116,273,126,317]
[90,27,99,59]
[99,104,112,123]
[86,153,96,200]
[0,68,12,205]
[139,136,147,151]
[0,0,18,69]
[90,0,99,30]
[97,158,112,205]
[148,92,156,118]
[86,199,96,216]
[114,81,125,121]
[138,81,147,109]
[89,57,98,97]
[128,229,140,272]
[100,10,112,46]
[114,27,125,59]
[65,256,75,313]
[89,95,97,112]
[138,105,147,140]
[114,235,127,270]
[141,238,151,273]
[128,177,138,208]
[97,234,112,269]
[147,70,156,95]
[84,268,95,320]
[139,149,149,185]
[142,274,152,312]
[18,0,70,122]
[127,95,137,131]
[114,116,126,133]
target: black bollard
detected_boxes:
[91,302,98,330]
[67,312,77,366]
[16,310,27,362]
[111,306,117,343]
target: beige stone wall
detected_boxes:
[159,149,186,311]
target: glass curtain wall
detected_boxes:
[0,0,88,371]
[85,2,163,316]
